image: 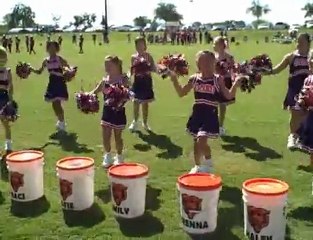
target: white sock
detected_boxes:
[204,158,213,167]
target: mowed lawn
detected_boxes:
[0,31,312,240]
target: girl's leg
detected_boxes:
[288,110,307,148]
[129,101,140,131]
[219,103,227,135]
[1,120,12,151]
[142,102,150,130]
[198,136,213,171]
[113,129,124,165]
[52,100,66,131]
[102,126,113,168]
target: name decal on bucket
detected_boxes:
[10,171,25,200]
[112,182,128,206]
[61,200,74,210]
[246,231,273,240]
[113,205,130,215]
[247,205,271,234]
[181,217,209,229]
[59,179,73,201]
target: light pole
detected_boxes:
[103,0,109,43]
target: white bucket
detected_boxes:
[108,163,149,219]
[56,157,95,211]
[6,150,44,202]
[242,178,289,240]
[177,173,222,235]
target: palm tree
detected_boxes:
[302,3,313,18]
[246,0,271,24]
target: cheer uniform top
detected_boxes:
[216,56,235,105]
[44,56,68,102]
[186,74,220,138]
[0,67,10,109]
[283,52,309,110]
[131,53,154,102]
[101,76,128,129]
[297,75,313,153]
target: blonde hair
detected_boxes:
[105,55,123,74]
[214,36,228,49]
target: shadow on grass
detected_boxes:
[221,136,282,161]
[136,131,183,159]
[48,132,94,153]
[96,185,162,211]
[63,203,105,227]
[116,213,164,237]
[0,155,8,181]
[297,165,313,173]
[286,225,295,240]
[10,196,50,218]
[289,206,313,222]
[133,144,152,152]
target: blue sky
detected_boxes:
[0,0,311,26]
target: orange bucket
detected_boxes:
[6,150,44,202]
[177,173,222,234]
[108,163,149,218]
[242,178,289,239]
[56,157,95,211]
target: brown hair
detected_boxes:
[46,41,60,52]
[135,36,147,50]
[105,55,123,74]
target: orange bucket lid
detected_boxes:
[6,150,44,163]
[56,157,94,171]
[178,173,222,191]
[109,163,149,179]
[243,178,289,196]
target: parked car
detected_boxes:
[156,26,166,31]
[306,21,313,29]
[290,24,301,30]
[257,23,272,30]
[130,27,142,32]
[115,25,133,32]
[274,22,289,30]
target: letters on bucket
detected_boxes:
[6,150,45,202]
[56,157,95,211]
[177,173,222,235]
[243,178,289,240]
[108,163,149,219]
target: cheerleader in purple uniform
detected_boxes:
[0,47,14,152]
[266,33,310,149]
[169,51,242,173]
[31,41,71,132]
[90,56,129,168]
[213,36,236,136]
[129,37,156,131]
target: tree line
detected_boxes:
[2,1,313,30]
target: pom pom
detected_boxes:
[64,66,77,82]
[249,54,273,72]
[0,101,19,122]
[158,54,189,78]
[233,62,262,93]
[131,57,151,75]
[104,84,134,110]
[16,62,31,79]
[216,60,230,76]
[75,92,99,114]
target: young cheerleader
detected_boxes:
[31,41,71,132]
[129,37,156,131]
[90,55,129,168]
[0,47,14,152]
[297,57,313,168]
[213,36,236,136]
[169,50,242,173]
[266,33,310,149]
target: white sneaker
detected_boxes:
[4,140,12,151]
[287,134,297,149]
[142,123,151,131]
[128,120,138,131]
[189,165,211,174]
[56,121,66,132]
[113,155,124,165]
[189,165,201,174]
[102,153,113,168]
[219,127,226,136]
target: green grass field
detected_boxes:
[0,31,312,240]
